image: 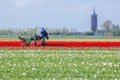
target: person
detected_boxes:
[19,36,27,42]
[19,35,34,45]
[39,28,49,40]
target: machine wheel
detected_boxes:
[20,42,28,46]
[41,42,47,46]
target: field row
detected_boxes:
[1,40,120,47]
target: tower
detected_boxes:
[91,7,97,33]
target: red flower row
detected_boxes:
[0,41,21,47]
[0,41,120,47]
[47,41,120,47]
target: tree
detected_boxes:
[111,24,119,31]
[112,29,120,36]
[111,24,120,36]
[101,20,112,36]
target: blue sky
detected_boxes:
[0,0,119,31]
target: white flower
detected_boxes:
[103,62,107,66]
[115,78,118,80]
[114,64,119,68]
[94,75,97,78]
[97,71,99,74]
[22,73,26,76]
[73,63,78,67]
[32,68,36,71]
[108,63,112,67]
[102,68,105,70]
[58,74,61,77]
[86,67,89,70]
[53,78,56,80]
[82,62,84,65]
[1,65,4,68]
[68,63,71,66]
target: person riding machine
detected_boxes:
[37,28,49,45]
[19,27,49,46]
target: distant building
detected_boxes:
[91,7,97,33]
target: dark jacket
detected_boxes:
[41,28,47,36]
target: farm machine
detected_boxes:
[19,27,49,46]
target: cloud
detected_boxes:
[0,0,88,8]
[0,0,34,8]
[12,0,31,8]
[0,0,119,9]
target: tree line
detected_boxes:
[0,27,80,36]
[99,20,120,36]
[0,20,119,36]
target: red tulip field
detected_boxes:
[0,39,120,48]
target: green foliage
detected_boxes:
[101,20,112,32]
[83,31,94,36]
[111,24,119,31]
[101,20,112,36]
[112,29,120,36]
[0,48,119,79]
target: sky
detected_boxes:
[0,0,119,32]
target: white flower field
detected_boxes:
[0,48,120,80]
